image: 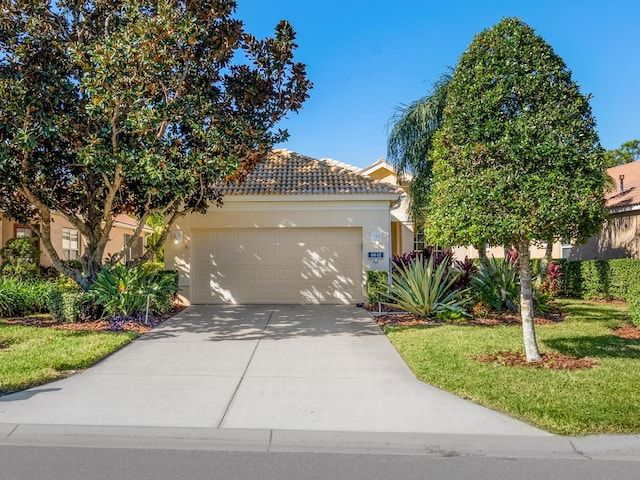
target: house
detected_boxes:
[165,149,402,305]
[359,158,418,255]
[0,212,151,267]
[566,160,640,260]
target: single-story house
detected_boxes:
[165,149,402,305]
[566,160,640,260]
[0,213,151,267]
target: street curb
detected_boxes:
[1,423,638,460]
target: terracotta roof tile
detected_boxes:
[219,149,401,196]
[606,161,640,210]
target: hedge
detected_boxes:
[366,270,389,305]
[558,258,640,327]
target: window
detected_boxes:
[561,241,572,259]
[123,234,143,262]
[14,225,32,238]
[62,228,80,260]
[413,231,425,252]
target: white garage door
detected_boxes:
[191,228,363,304]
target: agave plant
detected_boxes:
[383,255,469,318]
[471,256,519,312]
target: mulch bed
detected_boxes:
[612,325,640,340]
[472,351,599,370]
[372,308,565,328]
[4,305,186,334]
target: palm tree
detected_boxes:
[387,72,493,261]
[387,71,451,224]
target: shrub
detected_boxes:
[0,277,53,317]
[90,264,178,317]
[140,261,165,274]
[47,288,66,323]
[558,259,640,301]
[148,270,179,315]
[0,237,41,280]
[77,291,103,322]
[366,270,388,304]
[452,256,477,291]
[27,280,54,313]
[628,284,640,328]
[47,287,81,323]
[471,256,519,312]
[391,246,452,274]
[539,261,563,297]
[383,256,469,318]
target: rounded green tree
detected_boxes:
[426,18,608,361]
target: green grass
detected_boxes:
[0,320,137,395]
[384,299,640,435]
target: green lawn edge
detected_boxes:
[384,299,640,436]
[0,321,137,396]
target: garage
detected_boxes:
[190,227,363,304]
[166,150,401,306]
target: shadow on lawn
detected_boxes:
[545,334,640,360]
[561,301,631,325]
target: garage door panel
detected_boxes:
[191,227,363,304]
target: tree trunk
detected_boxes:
[538,239,554,280]
[477,243,488,266]
[517,240,542,362]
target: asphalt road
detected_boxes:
[1,445,638,480]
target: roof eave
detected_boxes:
[609,203,640,215]
[222,193,402,203]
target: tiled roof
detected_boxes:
[606,161,640,211]
[219,149,402,196]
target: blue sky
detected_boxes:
[236,0,639,168]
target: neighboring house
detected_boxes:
[0,213,151,267]
[567,161,640,260]
[165,149,402,305]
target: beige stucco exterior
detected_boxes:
[360,159,415,255]
[165,194,397,304]
[452,242,564,261]
[567,209,640,260]
[0,213,148,266]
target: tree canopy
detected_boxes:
[425,17,609,361]
[0,0,311,289]
[605,139,640,166]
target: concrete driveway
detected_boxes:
[0,305,546,435]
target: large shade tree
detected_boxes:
[0,0,311,290]
[425,17,608,362]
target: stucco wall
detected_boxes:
[0,214,146,266]
[452,242,563,261]
[569,211,640,260]
[165,196,395,303]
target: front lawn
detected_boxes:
[0,319,137,395]
[384,299,640,435]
